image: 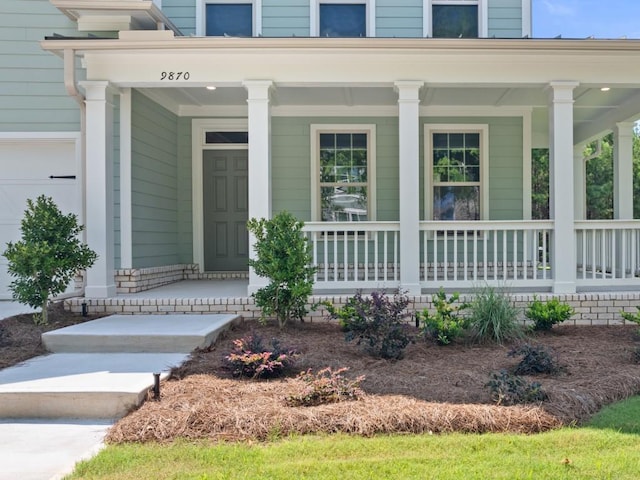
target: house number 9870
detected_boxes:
[160,72,190,81]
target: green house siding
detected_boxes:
[131,90,180,268]
[0,0,81,131]
[488,0,523,38]
[376,0,423,38]
[162,0,197,36]
[263,1,310,37]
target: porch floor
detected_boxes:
[118,279,249,299]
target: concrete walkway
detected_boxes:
[0,309,239,479]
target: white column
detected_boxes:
[614,122,635,220]
[395,81,423,294]
[243,80,273,295]
[80,81,116,298]
[120,88,132,268]
[548,81,578,294]
[573,145,585,220]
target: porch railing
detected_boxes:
[303,222,401,289]
[575,221,640,287]
[419,220,555,289]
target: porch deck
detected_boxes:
[65,279,638,326]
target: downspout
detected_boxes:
[55,48,89,301]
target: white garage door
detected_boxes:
[0,134,81,300]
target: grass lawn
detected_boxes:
[68,397,640,480]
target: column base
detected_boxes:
[84,284,117,298]
[552,281,576,294]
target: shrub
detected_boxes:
[621,307,640,333]
[2,195,97,325]
[326,290,412,360]
[247,212,316,329]
[225,334,298,379]
[285,367,365,407]
[469,286,522,345]
[486,370,547,406]
[417,289,471,345]
[525,297,574,331]
[508,343,561,375]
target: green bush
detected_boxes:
[247,212,316,329]
[508,343,561,375]
[224,334,298,379]
[285,367,365,407]
[326,290,412,360]
[621,307,640,333]
[525,297,574,331]
[469,286,522,345]
[417,289,470,345]
[2,195,97,325]
[486,370,547,406]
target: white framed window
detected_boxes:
[310,0,375,37]
[423,0,487,38]
[311,124,376,222]
[196,0,262,36]
[425,124,489,221]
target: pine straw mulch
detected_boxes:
[106,319,640,444]
[0,302,107,370]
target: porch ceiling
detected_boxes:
[137,84,640,144]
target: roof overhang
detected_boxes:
[41,34,640,144]
[50,0,181,35]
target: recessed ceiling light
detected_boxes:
[600,87,611,92]
[206,85,217,91]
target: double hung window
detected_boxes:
[426,125,488,221]
[204,2,253,36]
[426,0,484,38]
[312,1,373,37]
[311,125,376,222]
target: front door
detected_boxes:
[203,149,248,271]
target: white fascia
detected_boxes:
[195,0,262,36]
[310,0,376,37]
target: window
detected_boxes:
[424,0,486,38]
[425,125,488,221]
[204,2,253,36]
[311,125,376,222]
[311,1,374,37]
[320,4,366,37]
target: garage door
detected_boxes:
[0,135,81,300]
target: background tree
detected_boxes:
[3,195,97,324]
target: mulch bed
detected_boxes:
[106,319,640,443]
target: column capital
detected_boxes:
[243,80,274,101]
[394,81,423,101]
[547,81,579,103]
[615,121,636,137]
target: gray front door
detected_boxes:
[203,149,249,271]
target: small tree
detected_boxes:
[247,211,316,329]
[3,195,97,324]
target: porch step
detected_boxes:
[1,314,241,419]
[42,314,240,353]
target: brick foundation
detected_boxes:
[65,290,640,326]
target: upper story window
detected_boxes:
[311,125,377,222]
[206,3,252,36]
[425,125,489,221]
[424,0,487,38]
[197,1,262,36]
[311,1,375,37]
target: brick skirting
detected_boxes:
[66,291,640,326]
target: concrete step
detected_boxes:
[0,313,241,419]
[42,314,240,353]
[0,352,189,419]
